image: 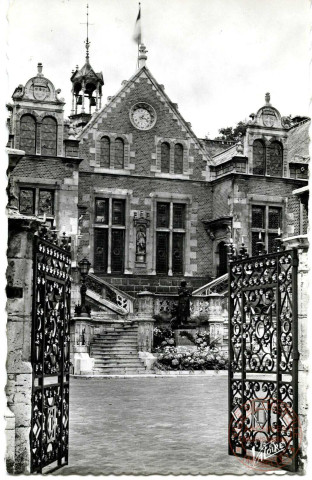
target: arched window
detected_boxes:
[100,136,110,167]
[114,138,124,169]
[174,143,183,174]
[20,114,36,154]
[218,241,228,276]
[267,141,283,177]
[253,140,265,175]
[161,142,170,173]
[41,117,57,156]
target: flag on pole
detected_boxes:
[133,3,142,45]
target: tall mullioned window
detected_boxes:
[253,140,265,175]
[267,141,283,177]
[94,198,126,273]
[20,114,36,155]
[252,139,283,177]
[156,202,186,274]
[19,187,55,226]
[41,117,57,156]
[251,205,282,255]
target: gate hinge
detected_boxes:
[293,351,300,360]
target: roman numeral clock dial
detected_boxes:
[130,102,157,130]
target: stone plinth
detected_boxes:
[70,316,95,374]
[135,291,156,352]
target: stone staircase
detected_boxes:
[90,322,147,374]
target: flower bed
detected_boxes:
[153,327,228,371]
[155,346,228,371]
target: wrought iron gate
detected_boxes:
[30,232,71,473]
[228,247,299,472]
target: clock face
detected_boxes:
[130,102,156,130]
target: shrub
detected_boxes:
[155,345,228,371]
[153,326,175,350]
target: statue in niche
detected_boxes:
[136,225,146,262]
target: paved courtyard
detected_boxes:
[56,375,252,475]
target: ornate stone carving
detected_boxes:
[133,210,150,263]
[262,107,277,127]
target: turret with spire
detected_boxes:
[69,4,104,130]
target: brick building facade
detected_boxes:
[6,47,309,300]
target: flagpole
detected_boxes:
[137,2,141,69]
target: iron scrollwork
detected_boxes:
[31,234,71,473]
[229,249,299,472]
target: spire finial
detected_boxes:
[138,43,148,68]
[81,4,94,63]
[265,92,271,105]
[85,4,90,61]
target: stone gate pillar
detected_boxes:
[283,236,309,471]
[6,215,40,474]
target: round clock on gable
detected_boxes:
[130,102,157,130]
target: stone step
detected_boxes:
[93,362,145,368]
[93,330,138,341]
[91,338,138,348]
[92,368,146,377]
[91,352,138,358]
[93,334,138,340]
[91,345,138,350]
[91,343,138,348]
[93,332,138,341]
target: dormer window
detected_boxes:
[252,139,283,177]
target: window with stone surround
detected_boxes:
[20,114,36,154]
[253,140,265,175]
[41,116,57,156]
[19,187,55,226]
[160,141,185,175]
[161,142,170,173]
[174,143,183,174]
[94,198,126,273]
[251,204,282,255]
[100,136,110,167]
[114,138,124,169]
[156,202,186,274]
[267,141,283,177]
[95,134,128,170]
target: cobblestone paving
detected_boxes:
[56,376,253,475]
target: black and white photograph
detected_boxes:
[2,0,311,476]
